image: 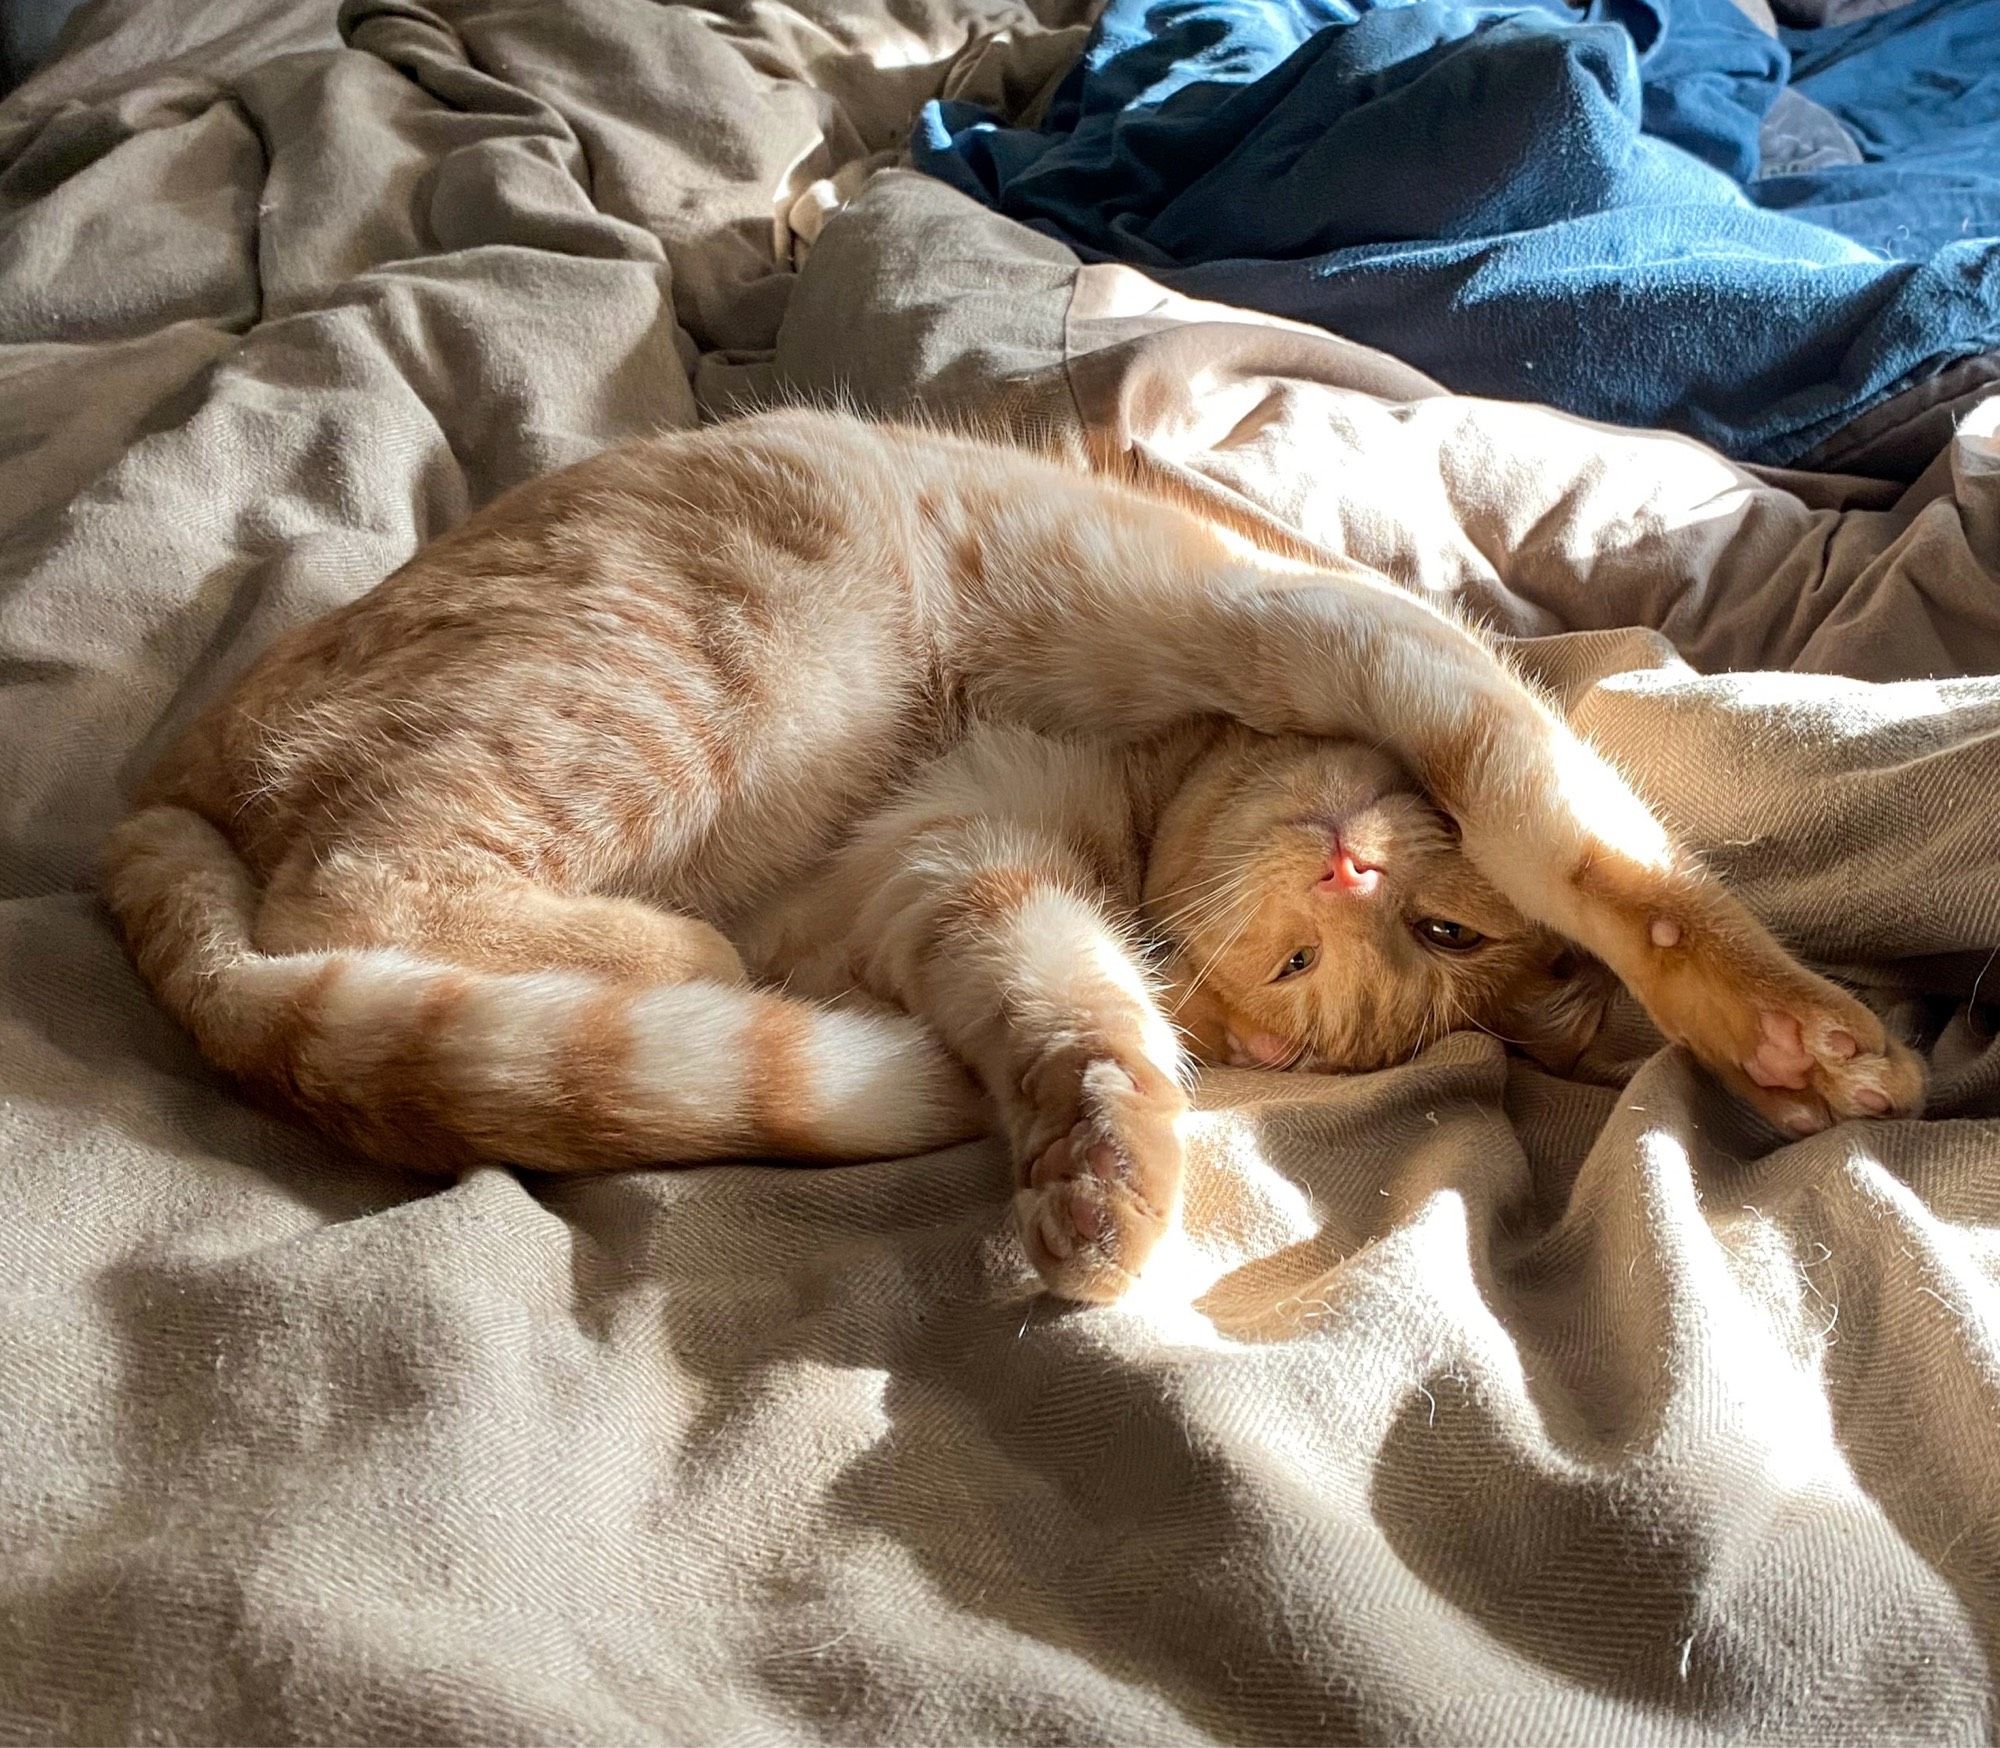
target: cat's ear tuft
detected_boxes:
[1506,944,1616,1074]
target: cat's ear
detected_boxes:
[1504,944,1617,1075]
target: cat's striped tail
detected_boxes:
[99,805,986,1173]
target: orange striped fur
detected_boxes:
[102,411,1923,1302]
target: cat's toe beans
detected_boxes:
[1824,1039,1925,1120]
[1011,1059,1186,1302]
[1027,1121,1087,1188]
[1062,1192,1109,1243]
[1015,1178,1163,1305]
[1084,1138,1124,1180]
[1756,997,1923,1122]
[1027,1120,1135,1190]
[1032,1199,1076,1262]
[1744,1010,1816,1090]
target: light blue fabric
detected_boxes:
[913,0,2000,465]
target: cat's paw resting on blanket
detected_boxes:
[1013,1049,1187,1305]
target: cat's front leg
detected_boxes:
[843,744,1190,1301]
[1567,855,1925,1133]
[915,866,1189,1303]
[895,865,1189,1302]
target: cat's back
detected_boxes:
[183,409,1070,707]
[270,410,966,660]
[140,411,1081,877]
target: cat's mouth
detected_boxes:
[1222,1026,1312,1071]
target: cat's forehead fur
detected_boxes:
[1146,729,1607,1074]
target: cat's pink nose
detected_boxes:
[1318,840,1382,896]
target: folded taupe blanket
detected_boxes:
[2,7,1995,1744]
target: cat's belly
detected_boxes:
[636,714,945,935]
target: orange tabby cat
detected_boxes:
[101,411,1924,1302]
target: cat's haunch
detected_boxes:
[99,410,1924,1304]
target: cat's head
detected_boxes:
[1145,728,1614,1075]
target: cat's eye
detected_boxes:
[1272,945,1318,981]
[1415,918,1484,952]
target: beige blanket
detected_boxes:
[2,2,1996,1742]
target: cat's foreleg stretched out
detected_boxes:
[930,499,1922,1143]
[799,727,1192,1304]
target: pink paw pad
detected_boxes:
[1030,1177,1115,1261]
[1029,1120,1128,1190]
[1058,1191,1108,1245]
[1746,1011,1816,1090]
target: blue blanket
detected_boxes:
[913,0,2000,466]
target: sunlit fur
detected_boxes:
[1146,729,1614,1076]
[99,409,1924,1304]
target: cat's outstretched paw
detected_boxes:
[1574,853,1925,1135]
[1635,899,1923,1134]
[1732,997,1924,1136]
[1012,1052,1185,1304]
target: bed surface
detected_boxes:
[2,1,1996,1741]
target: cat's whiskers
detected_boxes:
[1460,1004,1534,1049]
[1145,866,1250,937]
[1175,901,1257,1009]
[1408,986,1458,1062]
[1156,830,1273,945]
[1147,887,1251,961]
[1148,889,1237,937]
[1146,864,1241,908]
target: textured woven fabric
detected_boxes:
[2,8,1996,1743]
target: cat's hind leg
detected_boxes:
[257,849,748,987]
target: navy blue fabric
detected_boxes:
[912,0,2000,465]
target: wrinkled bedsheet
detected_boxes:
[2,2,1997,1743]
